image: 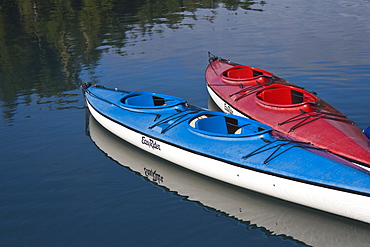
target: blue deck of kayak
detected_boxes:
[84,85,370,196]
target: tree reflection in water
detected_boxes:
[0,0,264,121]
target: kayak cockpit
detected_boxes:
[121,92,187,109]
[189,113,270,137]
[123,94,165,106]
[256,84,318,108]
[221,65,274,84]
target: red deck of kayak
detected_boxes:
[206,58,370,166]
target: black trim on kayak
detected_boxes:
[206,83,370,170]
[278,110,353,133]
[229,81,272,100]
[149,109,202,134]
[242,139,327,165]
[84,94,370,198]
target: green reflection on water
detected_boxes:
[0,0,264,121]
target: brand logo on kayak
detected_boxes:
[224,103,233,114]
[142,136,161,151]
[144,168,164,184]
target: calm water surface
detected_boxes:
[1,0,370,246]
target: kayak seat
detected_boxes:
[258,87,304,105]
[125,94,154,106]
[291,90,304,104]
[195,116,241,135]
[196,116,228,134]
[153,96,166,106]
[227,68,254,79]
[124,94,165,107]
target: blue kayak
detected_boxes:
[89,115,370,246]
[82,82,370,224]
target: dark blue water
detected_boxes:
[1,1,370,246]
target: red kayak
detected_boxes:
[206,53,370,167]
